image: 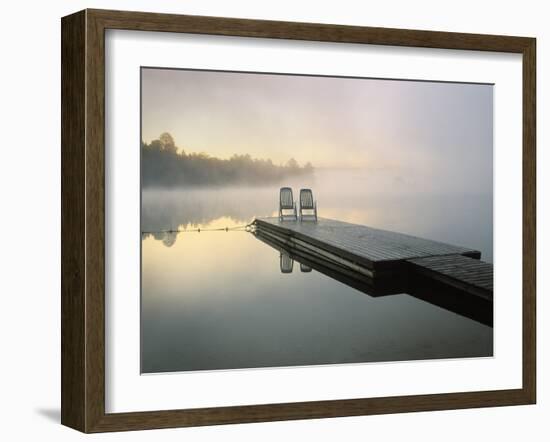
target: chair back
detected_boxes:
[300,189,314,209]
[280,187,294,209]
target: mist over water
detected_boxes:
[141,168,493,373]
[142,168,492,262]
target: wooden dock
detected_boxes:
[253,217,493,301]
[254,228,406,298]
[407,254,493,301]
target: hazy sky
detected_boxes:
[141,68,492,191]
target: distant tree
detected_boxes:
[286,158,299,169]
[159,132,177,154]
[141,133,314,188]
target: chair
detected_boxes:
[279,187,297,221]
[299,188,317,222]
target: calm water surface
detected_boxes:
[141,170,493,373]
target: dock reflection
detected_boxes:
[256,230,493,327]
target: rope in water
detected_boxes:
[141,222,255,235]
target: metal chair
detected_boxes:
[279,187,297,221]
[299,188,317,222]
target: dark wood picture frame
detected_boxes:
[61,8,536,433]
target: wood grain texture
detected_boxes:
[85,9,107,433]
[61,8,537,433]
[61,10,86,432]
[522,37,536,404]
[89,8,533,52]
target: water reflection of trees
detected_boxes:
[141,187,279,246]
[141,231,178,247]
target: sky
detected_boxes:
[141,68,493,192]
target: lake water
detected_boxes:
[141,170,493,373]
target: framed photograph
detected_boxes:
[61,9,536,433]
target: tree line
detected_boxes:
[142,133,314,187]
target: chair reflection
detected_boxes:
[280,253,314,274]
[280,253,294,273]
